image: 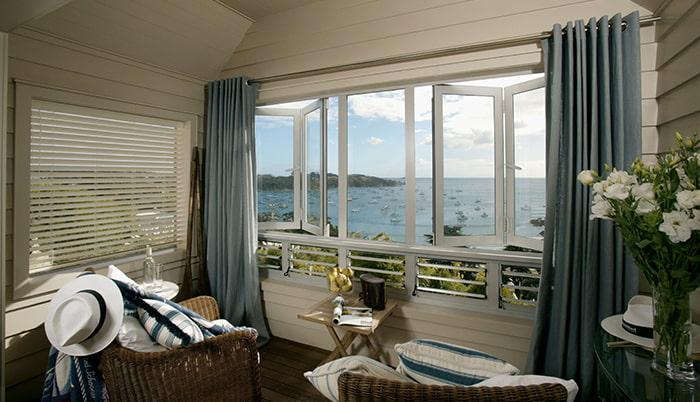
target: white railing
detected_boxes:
[257,231,542,316]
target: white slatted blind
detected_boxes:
[29,100,186,274]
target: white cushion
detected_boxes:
[394,339,519,386]
[107,264,139,287]
[474,375,579,402]
[116,316,168,353]
[304,355,414,402]
[138,299,204,349]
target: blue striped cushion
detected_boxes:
[394,339,519,386]
[138,299,204,349]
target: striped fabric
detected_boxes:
[304,355,415,402]
[395,339,519,386]
[137,299,204,349]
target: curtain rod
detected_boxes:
[248,15,659,85]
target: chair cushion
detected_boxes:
[304,355,415,402]
[116,315,168,353]
[138,298,204,349]
[394,339,519,386]
[474,375,579,402]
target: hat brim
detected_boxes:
[601,314,700,351]
[45,273,124,356]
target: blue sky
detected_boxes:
[256,73,545,179]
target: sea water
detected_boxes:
[258,177,545,244]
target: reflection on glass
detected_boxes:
[256,115,294,223]
[305,108,321,226]
[347,90,405,242]
[513,87,546,239]
[441,94,495,237]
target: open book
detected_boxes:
[333,306,373,326]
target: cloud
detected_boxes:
[349,91,404,121]
[366,136,384,145]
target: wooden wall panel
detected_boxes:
[223,0,650,104]
[655,0,700,151]
[3,28,205,399]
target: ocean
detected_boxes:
[259,177,545,244]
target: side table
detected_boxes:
[594,326,699,401]
[298,293,397,365]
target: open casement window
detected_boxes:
[256,99,327,235]
[505,77,546,250]
[300,100,326,235]
[433,85,504,247]
[256,108,301,230]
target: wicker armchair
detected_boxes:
[337,372,569,402]
[99,296,262,402]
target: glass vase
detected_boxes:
[651,286,697,381]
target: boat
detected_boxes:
[351,208,360,212]
[481,212,488,218]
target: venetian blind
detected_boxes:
[29,100,186,274]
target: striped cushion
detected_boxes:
[138,299,204,349]
[304,355,414,402]
[394,339,519,386]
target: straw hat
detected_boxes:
[601,295,700,351]
[45,273,124,356]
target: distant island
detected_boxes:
[258,172,402,191]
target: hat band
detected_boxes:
[79,289,107,341]
[621,318,653,339]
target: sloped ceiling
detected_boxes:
[1,0,661,82]
[14,0,254,81]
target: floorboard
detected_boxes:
[258,337,330,401]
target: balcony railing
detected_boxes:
[257,231,542,316]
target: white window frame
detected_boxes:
[13,83,195,298]
[505,77,546,250]
[256,107,302,231]
[433,84,505,247]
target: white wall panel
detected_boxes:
[4,27,205,400]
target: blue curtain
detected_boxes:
[203,77,270,346]
[526,12,641,399]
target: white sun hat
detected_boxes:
[45,272,124,356]
[601,295,700,351]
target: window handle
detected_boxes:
[505,164,522,170]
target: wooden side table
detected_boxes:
[298,293,397,365]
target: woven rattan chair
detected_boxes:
[99,296,262,402]
[337,372,569,402]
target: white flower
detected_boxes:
[604,183,631,200]
[632,183,655,201]
[591,194,612,220]
[636,198,657,214]
[577,170,596,186]
[676,190,700,210]
[592,181,605,195]
[659,210,695,243]
[608,170,637,186]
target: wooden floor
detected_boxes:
[258,336,331,401]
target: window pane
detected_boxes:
[415,86,433,245]
[327,97,339,236]
[441,94,495,237]
[256,115,294,223]
[305,108,321,226]
[512,87,546,239]
[347,90,405,242]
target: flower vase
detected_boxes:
[651,286,696,381]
